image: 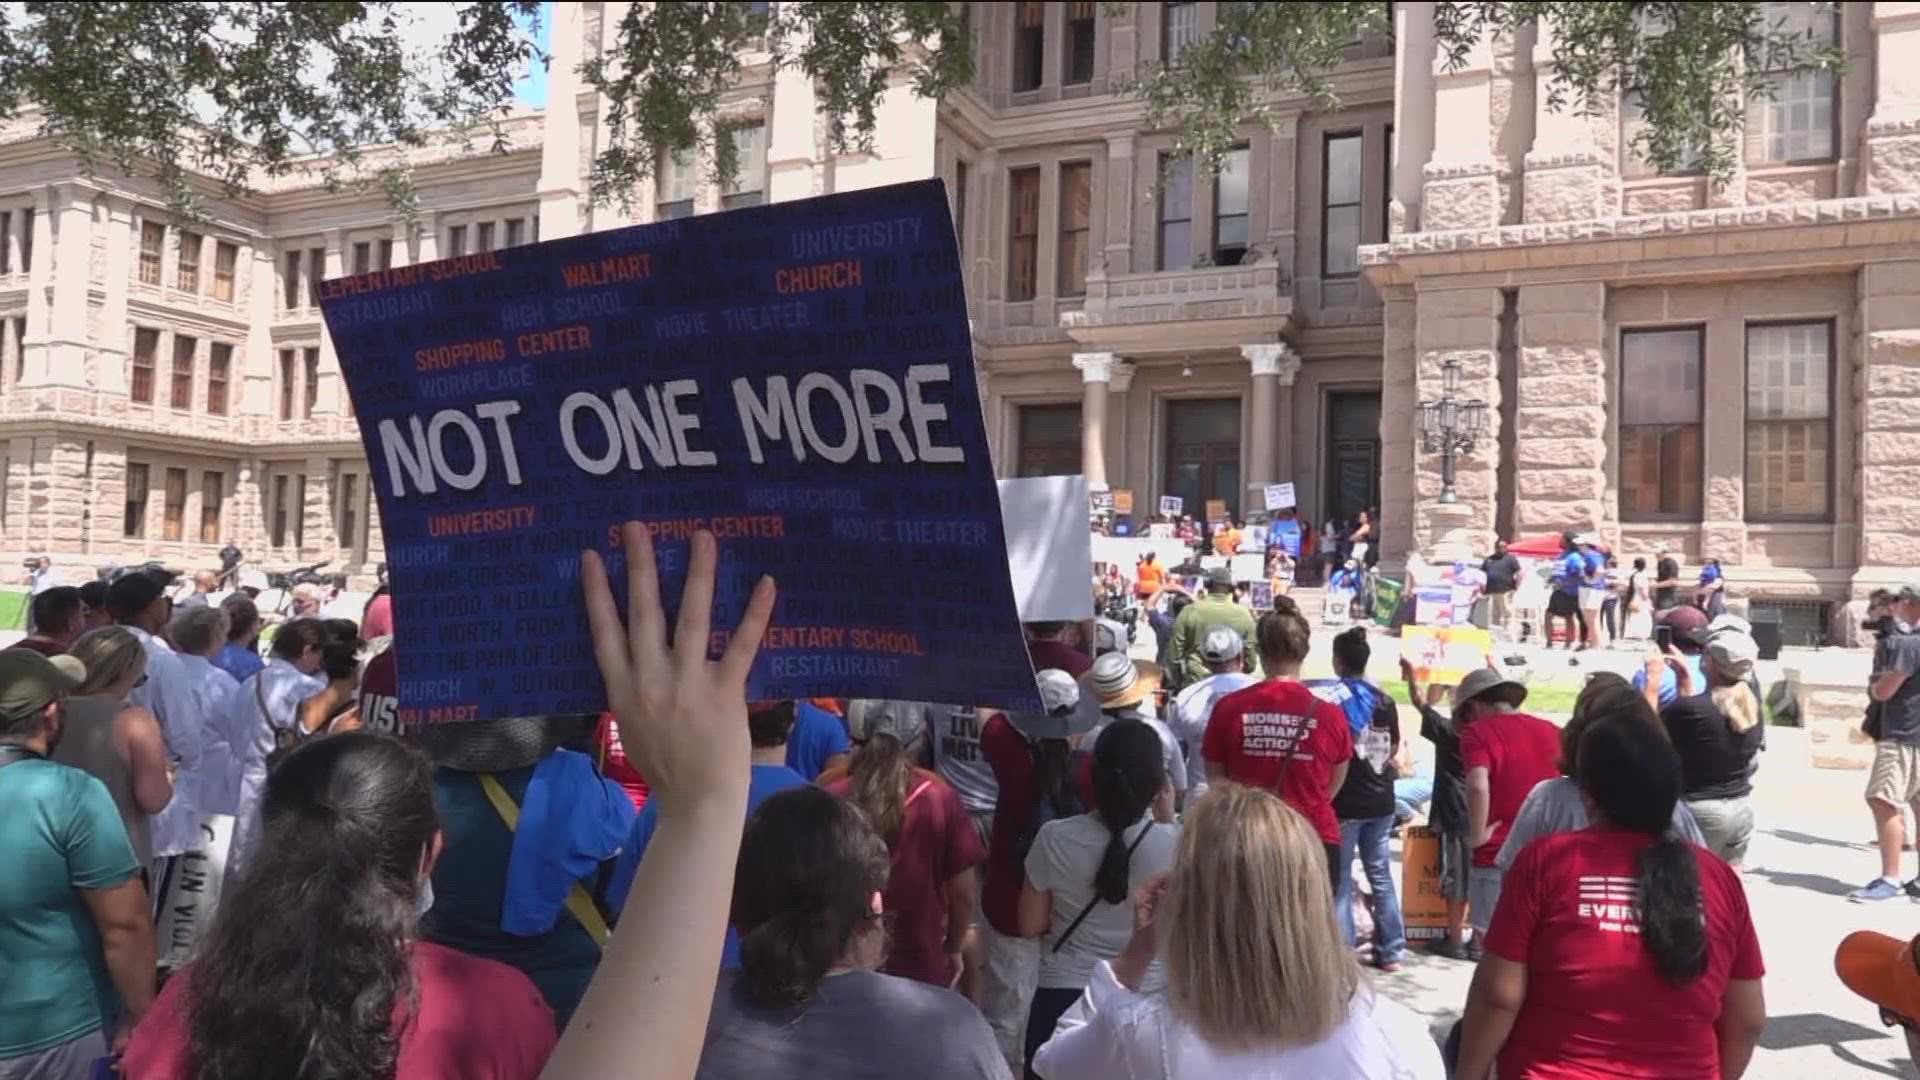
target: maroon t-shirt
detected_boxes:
[1026,639,1092,678]
[979,714,1036,937]
[11,638,65,657]
[358,648,401,736]
[826,768,984,988]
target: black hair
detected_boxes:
[186,733,435,1080]
[319,633,364,683]
[270,618,331,662]
[105,574,165,622]
[1255,596,1312,665]
[30,586,81,636]
[78,580,107,613]
[1330,626,1370,677]
[733,787,891,1008]
[1575,719,1705,987]
[221,595,260,641]
[748,701,797,748]
[1089,719,1165,904]
[1633,557,1647,572]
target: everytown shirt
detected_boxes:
[1202,679,1354,845]
[1484,826,1763,1079]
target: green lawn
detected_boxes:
[1379,680,1581,717]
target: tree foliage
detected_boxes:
[0,1,1844,218]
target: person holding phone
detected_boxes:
[1635,607,1710,709]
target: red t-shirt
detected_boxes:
[595,711,650,812]
[11,637,64,657]
[1459,711,1563,867]
[1484,826,1765,1078]
[1202,679,1354,845]
[825,768,985,988]
[978,714,1036,937]
[124,941,557,1078]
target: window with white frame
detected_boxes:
[723,124,767,210]
[657,150,697,219]
[1745,2,1836,164]
[1745,321,1832,519]
[1163,2,1200,65]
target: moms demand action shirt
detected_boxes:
[1202,679,1353,845]
[1484,827,1763,1080]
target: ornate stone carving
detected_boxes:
[1071,351,1117,383]
[1241,343,1300,385]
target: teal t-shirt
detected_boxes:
[0,756,140,1055]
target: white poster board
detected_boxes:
[1199,556,1229,573]
[998,476,1097,622]
[1147,523,1175,540]
[1231,553,1267,582]
[153,813,236,970]
[1091,535,1191,577]
[1158,495,1184,516]
[1264,482,1296,511]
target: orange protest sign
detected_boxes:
[1204,498,1228,524]
[1400,826,1451,942]
[1112,488,1134,514]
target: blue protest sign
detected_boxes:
[1272,519,1301,559]
[319,180,1041,724]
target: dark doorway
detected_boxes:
[1015,403,1082,476]
[1164,397,1242,521]
[1324,390,1381,528]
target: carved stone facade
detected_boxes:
[1367,2,1920,642]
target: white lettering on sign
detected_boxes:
[378,401,528,497]
[1241,711,1317,758]
[731,365,966,466]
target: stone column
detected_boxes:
[1866,2,1920,194]
[389,221,410,268]
[1263,116,1299,279]
[26,185,91,388]
[20,189,52,380]
[1422,33,1500,230]
[1104,360,1134,493]
[1513,283,1608,537]
[1072,352,1116,488]
[1857,260,1920,572]
[1241,343,1301,504]
[1391,4,1437,234]
[303,456,335,556]
[314,232,345,417]
[538,0,584,239]
[241,246,275,417]
[1522,25,1615,222]
[1101,134,1136,275]
[1413,288,1503,552]
[414,212,440,264]
[95,197,132,396]
[1379,287,1418,568]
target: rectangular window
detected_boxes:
[284,249,303,310]
[1746,321,1832,519]
[0,211,10,274]
[477,222,496,252]
[377,238,394,270]
[1008,167,1041,301]
[1745,2,1837,164]
[176,231,201,293]
[207,343,231,416]
[16,209,30,274]
[1163,1,1199,65]
[162,467,187,541]
[303,348,320,419]
[1013,2,1045,92]
[306,248,324,306]
[1619,328,1704,519]
[124,463,149,539]
[1323,132,1363,276]
[352,241,371,275]
[200,471,225,544]
[1064,1,1096,85]
[271,474,289,547]
[1623,90,1705,176]
[213,241,237,301]
[722,124,768,210]
[337,473,359,553]
[447,225,468,257]
[1016,403,1084,477]
[278,349,296,420]
[1214,145,1251,266]
[954,160,969,257]
[505,219,525,248]
[9,319,22,384]
[170,334,196,410]
[1058,162,1091,297]
[131,328,158,404]
[657,151,696,220]
[1157,154,1194,271]
[293,475,307,548]
[139,221,165,286]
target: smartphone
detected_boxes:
[1655,624,1673,651]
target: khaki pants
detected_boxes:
[1489,593,1513,637]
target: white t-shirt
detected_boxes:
[1169,673,1258,793]
[1034,962,1446,1080]
[932,703,998,815]
[1024,815,1180,992]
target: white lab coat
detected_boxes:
[127,626,207,858]
[223,658,326,886]
[175,653,240,818]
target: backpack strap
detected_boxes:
[476,772,613,950]
[1051,822,1154,956]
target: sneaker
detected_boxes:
[1851,878,1904,902]
[1905,878,1920,900]
[1466,939,1485,962]
[1428,938,1468,960]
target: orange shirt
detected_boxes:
[1212,528,1241,556]
[1136,561,1167,594]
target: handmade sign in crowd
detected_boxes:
[320,181,1041,722]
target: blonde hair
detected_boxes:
[68,626,149,696]
[1161,784,1360,1050]
[1705,655,1761,734]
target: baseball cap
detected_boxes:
[1093,617,1130,656]
[850,699,929,748]
[1206,566,1233,591]
[1655,605,1711,646]
[1838,931,1920,1023]
[1897,585,1920,604]
[1036,669,1081,715]
[1200,626,1244,664]
[0,648,85,725]
[1453,666,1527,713]
[1704,630,1759,682]
[1012,670,1101,741]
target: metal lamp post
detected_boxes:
[1418,357,1489,504]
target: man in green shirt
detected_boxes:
[0,648,155,1072]
[1169,568,1261,688]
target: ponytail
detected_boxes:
[1637,837,1708,985]
[845,733,913,849]
[1711,682,1761,735]
[1090,720,1166,904]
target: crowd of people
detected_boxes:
[4,517,1915,1078]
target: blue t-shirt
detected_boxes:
[1632,653,1708,709]
[0,757,140,1055]
[1582,550,1606,586]
[785,702,850,781]
[211,642,264,683]
[1554,551,1586,594]
[1699,563,1722,586]
[609,764,811,967]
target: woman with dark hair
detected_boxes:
[123,733,556,1078]
[826,701,984,992]
[696,785,1007,1078]
[1456,716,1767,1078]
[1016,718,1177,1079]
[1203,596,1353,886]
[221,617,332,881]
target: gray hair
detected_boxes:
[170,606,230,656]
[68,627,149,696]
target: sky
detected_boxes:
[512,2,552,109]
